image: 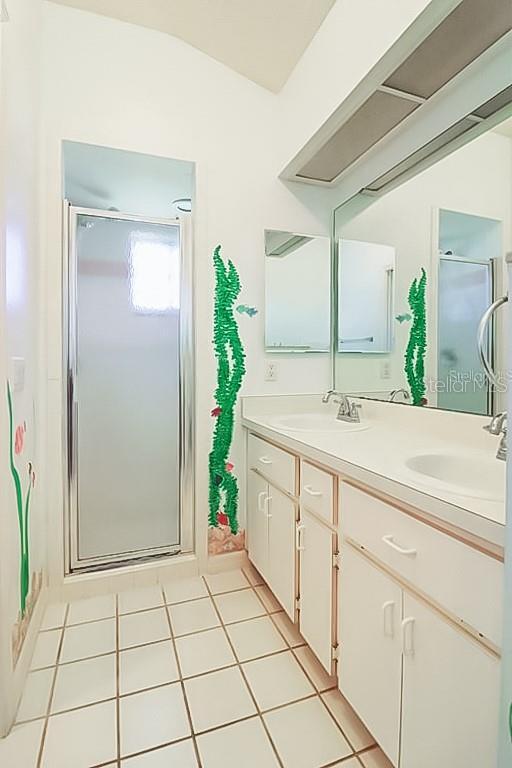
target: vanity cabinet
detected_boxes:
[339,482,501,768]
[297,507,337,673]
[247,467,296,619]
[247,436,338,670]
[400,593,500,768]
[340,545,402,766]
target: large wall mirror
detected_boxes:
[334,109,512,416]
[265,229,330,353]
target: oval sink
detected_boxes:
[405,452,504,502]
[268,412,369,433]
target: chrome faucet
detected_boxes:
[389,388,410,403]
[322,390,362,423]
[484,411,507,461]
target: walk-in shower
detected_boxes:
[63,205,194,571]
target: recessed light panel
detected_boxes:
[297,91,419,183]
[384,0,512,99]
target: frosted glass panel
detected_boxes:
[75,215,180,560]
[437,258,491,415]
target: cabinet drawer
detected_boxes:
[300,461,335,524]
[341,482,503,647]
[248,434,296,495]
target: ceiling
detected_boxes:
[49,0,336,92]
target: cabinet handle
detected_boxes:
[257,491,267,513]
[296,523,306,551]
[402,617,415,656]
[382,601,395,638]
[265,495,273,519]
[303,484,322,497]
[259,456,272,465]
[382,534,417,557]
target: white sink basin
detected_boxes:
[405,452,504,502]
[268,412,369,433]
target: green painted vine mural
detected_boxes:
[404,268,427,406]
[7,381,36,616]
[208,246,246,536]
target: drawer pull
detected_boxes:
[382,534,417,557]
[257,491,267,512]
[259,456,273,465]
[402,617,415,656]
[296,523,306,551]
[303,484,322,497]
[382,600,395,638]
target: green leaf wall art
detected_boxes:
[404,268,427,406]
[208,246,246,541]
[7,380,36,617]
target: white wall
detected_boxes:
[40,2,334,581]
[0,0,45,736]
[334,130,512,406]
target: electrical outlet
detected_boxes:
[265,362,278,382]
[380,360,391,380]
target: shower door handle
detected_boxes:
[477,295,508,387]
[68,371,78,481]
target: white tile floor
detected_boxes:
[2,567,394,768]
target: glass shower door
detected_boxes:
[437,257,493,415]
[68,208,184,568]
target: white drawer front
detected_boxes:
[248,434,296,495]
[300,461,334,524]
[341,482,503,647]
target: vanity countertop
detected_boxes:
[242,394,506,550]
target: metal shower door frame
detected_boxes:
[63,203,195,573]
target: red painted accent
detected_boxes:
[217,512,229,526]
[14,425,24,455]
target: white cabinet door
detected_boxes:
[339,546,402,767]
[248,470,269,579]
[400,593,500,768]
[299,508,336,673]
[267,486,296,619]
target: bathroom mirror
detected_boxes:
[338,239,395,353]
[334,112,512,416]
[265,229,330,352]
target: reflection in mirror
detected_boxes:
[265,229,330,352]
[334,114,512,415]
[338,239,395,353]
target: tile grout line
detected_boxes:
[161,584,204,768]
[202,575,287,768]
[251,573,370,757]
[289,649,361,749]
[241,570,368,761]
[115,593,121,767]
[19,646,320,727]
[39,583,264,633]
[30,574,379,766]
[28,620,305,677]
[35,602,70,768]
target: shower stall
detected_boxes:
[63,205,194,572]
